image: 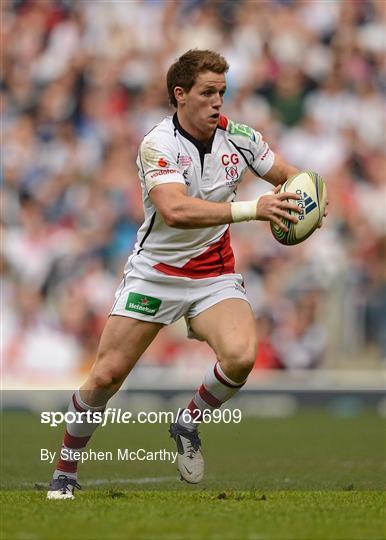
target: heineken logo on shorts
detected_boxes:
[125,293,162,316]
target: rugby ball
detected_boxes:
[271,171,327,245]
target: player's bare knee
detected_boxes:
[90,351,127,390]
[235,350,256,375]
[91,370,118,391]
[219,339,257,376]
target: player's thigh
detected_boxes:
[189,299,258,370]
[84,315,163,390]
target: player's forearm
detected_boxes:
[163,195,267,228]
[155,186,300,231]
[163,196,233,229]
[266,166,300,187]
[263,154,300,186]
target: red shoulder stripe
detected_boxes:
[218,114,228,130]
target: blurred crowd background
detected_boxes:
[2,0,385,386]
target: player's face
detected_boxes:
[176,71,227,143]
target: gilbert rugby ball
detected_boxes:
[271,171,327,245]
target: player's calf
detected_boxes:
[172,361,249,483]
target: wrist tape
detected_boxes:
[231,197,261,223]
[231,190,275,223]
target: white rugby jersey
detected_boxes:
[128,113,275,280]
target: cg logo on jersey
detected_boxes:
[225,165,239,184]
[222,153,239,185]
[221,153,239,166]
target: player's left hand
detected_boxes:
[318,199,329,228]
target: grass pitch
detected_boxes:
[2,490,385,540]
[1,409,385,539]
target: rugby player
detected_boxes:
[48,49,305,499]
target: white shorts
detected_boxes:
[110,267,250,339]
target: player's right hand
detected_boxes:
[256,184,301,232]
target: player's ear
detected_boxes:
[174,86,186,105]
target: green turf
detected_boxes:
[1,409,385,539]
[1,490,385,540]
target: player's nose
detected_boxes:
[213,94,222,108]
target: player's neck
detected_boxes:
[176,111,214,145]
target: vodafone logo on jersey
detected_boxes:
[150,169,178,179]
[158,157,168,167]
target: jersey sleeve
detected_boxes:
[248,130,275,177]
[138,137,185,193]
[226,119,275,178]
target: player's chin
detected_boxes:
[207,116,219,129]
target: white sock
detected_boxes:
[53,390,105,479]
[177,361,246,431]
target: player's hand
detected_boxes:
[317,199,329,228]
[256,184,301,232]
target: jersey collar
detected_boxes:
[173,113,216,156]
